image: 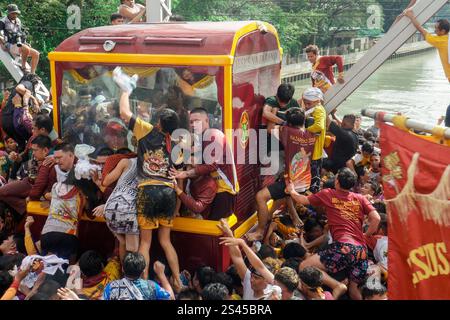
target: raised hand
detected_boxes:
[24,216,35,230]
[219,237,244,247]
[92,205,105,218]
[217,218,233,237]
[57,287,81,300]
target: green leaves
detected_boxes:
[0,0,120,85]
[172,0,382,56]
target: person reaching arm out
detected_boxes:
[153,261,175,300]
[404,9,428,37]
[285,182,310,206]
[217,219,248,281]
[219,218,274,283]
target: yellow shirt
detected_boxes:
[425,33,450,81]
[82,257,121,300]
[306,105,326,160]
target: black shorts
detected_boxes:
[208,192,236,220]
[40,232,79,260]
[322,158,347,174]
[137,185,177,220]
[267,179,288,201]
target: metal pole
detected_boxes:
[324,0,448,113]
[146,0,171,22]
[146,0,157,22]
[361,109,450,140]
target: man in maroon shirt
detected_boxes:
[173,163,218,219]
[171,108,237,220]
[305,45,345,93]
[247,108,316,241]
[286,168,380,300]
[0,135,56,227]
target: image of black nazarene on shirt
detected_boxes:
[129,116,175,188]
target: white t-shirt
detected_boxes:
[242,269,270,300]
[373,236,388,270]
[352,153,365,166]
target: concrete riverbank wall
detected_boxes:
[281,40,433,83]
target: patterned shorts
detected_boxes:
[318,242,368,284]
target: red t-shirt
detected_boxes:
[312,55,344,85]
[308,189,375,246]
[280,126,315,192]
[194,128,236,194]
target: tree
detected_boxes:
[173,0,318,55]
[297,0,381,47]
[0,0,120,86]
[380,0,411,31]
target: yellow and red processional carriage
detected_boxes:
[27,21,283,272]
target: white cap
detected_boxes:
[302,87,323,102]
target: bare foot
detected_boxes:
[332,283,348,300]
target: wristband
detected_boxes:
[10,278,20,289]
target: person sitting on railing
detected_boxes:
[305,44,345,93]
[0,4,40,74]
[118,0,146,24]
[247,108,315,242]
[404,9,450,83]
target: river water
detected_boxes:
[292,49,450,128]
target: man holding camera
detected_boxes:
[0,4,40,74]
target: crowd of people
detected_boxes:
[3,0,445,302]
[0,58,388,300]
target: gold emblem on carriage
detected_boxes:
[240,111,249,149]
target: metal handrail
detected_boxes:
[361,109,450,140]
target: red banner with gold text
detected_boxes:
[380,122,450,300]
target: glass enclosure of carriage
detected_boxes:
[55,64,223,152]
